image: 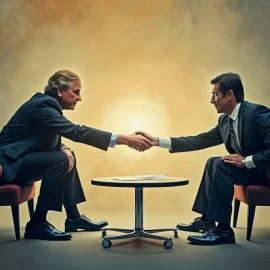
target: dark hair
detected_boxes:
[210,72,244,102]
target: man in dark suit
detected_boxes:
[136,72,270,245]
[0,70,152,241]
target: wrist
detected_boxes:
[241,158,246,168]
[153,137,159,146]
[116,134,129,145]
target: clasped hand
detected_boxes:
[129,131,158,152]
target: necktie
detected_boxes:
[228,117,242,154]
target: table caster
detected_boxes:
[102,238,112,248]
[102,230,106,237]
[163,239,173,249]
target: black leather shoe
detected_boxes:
[24,221,72,241]
[65,214,108,232]
[187,227,236,245]
[176,217,215,232]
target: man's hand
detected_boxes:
[62,148,74,172]
[135,131,159,146]
[116,134,153,152]
[221,154,245,168]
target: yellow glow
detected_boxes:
[102,96,170,135]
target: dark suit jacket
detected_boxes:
[170,101,270,176]
[0,92,112,183]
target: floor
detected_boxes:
[0,203,269,270]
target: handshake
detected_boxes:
[117,131,158,152]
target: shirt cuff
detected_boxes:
[245,155,256,169]
[109,134,117,148]
[159,137,172,150]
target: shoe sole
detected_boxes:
[176,226,207,233]
[65,222,109,232]
[65,226,107,232]
[25,236,72,241]
[187,236,236,245]
[24,234,72,241]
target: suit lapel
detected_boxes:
[237,102,247,149]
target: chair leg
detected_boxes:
[11,205,20,241]
[247,205,256,241]
[233,199,240,228]
[27,199,35,218]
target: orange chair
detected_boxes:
[0,183,35,240]
[233,169,270,240]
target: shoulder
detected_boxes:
[32,93,62,113]
[242,101,270,115]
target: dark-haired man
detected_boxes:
[0,70,153,241]
[136,72,270,245]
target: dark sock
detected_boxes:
[28,210,48,226]
[217,223,231,231]
[200,214,211,222]
[28,197,48,226]
[64,204,81,220]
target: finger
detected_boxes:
[142,140,152,148]
[223,156,237,161]
[141,142,150,150]
[222,155,232,159]
[136,131,144,136]
[224,160,236,164]
[142,138,152,147]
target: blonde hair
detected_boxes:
[44,70,80,97]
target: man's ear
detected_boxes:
[228,90,233,101]
[57,88,63,97]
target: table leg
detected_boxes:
[135,187,143,230]
[101,187,177,249]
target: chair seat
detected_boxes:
[234,185,270,206]
[0,184,35,206]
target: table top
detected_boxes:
[91,176,189,188]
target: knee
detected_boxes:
[205,157,221,169]
[213,158,228,171]
[58,152,70,171]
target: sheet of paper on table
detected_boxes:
[113,174,166,181]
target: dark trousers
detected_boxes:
[12,151,86,212]
[192,157,267,224]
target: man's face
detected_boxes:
[210,84,231,114]
[57,79,82,110]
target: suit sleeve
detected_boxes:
[32,100,112,151]
[252,105,270,170]
[170,118,223,153]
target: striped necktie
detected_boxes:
[228,117,242,154]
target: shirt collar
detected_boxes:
[230,103,241,121]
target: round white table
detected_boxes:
[91,176,189,249]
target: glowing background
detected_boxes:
[0,0,269,223]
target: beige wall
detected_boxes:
[0,0,270,220]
